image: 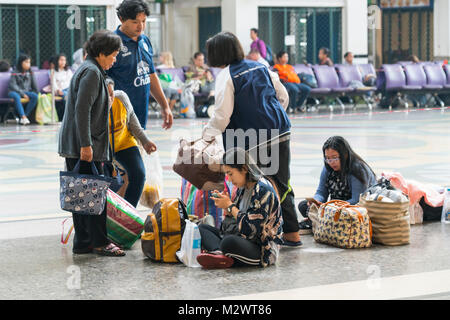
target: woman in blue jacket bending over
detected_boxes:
[202,31,302,247]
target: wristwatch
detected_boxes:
[227,203,237,214]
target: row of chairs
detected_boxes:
[286,63,378,111]
[158,63,379,112]
[0,70,54,123]
[380,62,450,108]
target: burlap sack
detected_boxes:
[359,195,410,246]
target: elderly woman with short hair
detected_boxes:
[58,30,125,257]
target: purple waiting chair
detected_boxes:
[312,65,354,111]
[422,64,447,107]
[335,64,375,110]
[33,70,50,92]
[292,64,330,109]
[158,67,186,83]
[381,64,411,109]
[0,72,17,123]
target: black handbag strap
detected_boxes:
[110,108,116,158]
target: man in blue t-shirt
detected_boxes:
[107,0,172,130]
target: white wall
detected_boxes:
[168,0,221,66]
[257,0,344,7]
[221,0,258,54]
[434,0,450,59]
[343,0,368,64]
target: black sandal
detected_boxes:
[94,243,126,257]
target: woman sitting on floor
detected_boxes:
[196,147,283,269]
[298,136,377,234]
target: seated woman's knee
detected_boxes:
[219,235,240,254]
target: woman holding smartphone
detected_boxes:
[196,148,283,269]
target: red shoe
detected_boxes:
[196,253,234,269]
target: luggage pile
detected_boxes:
[359,178,410,246]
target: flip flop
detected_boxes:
[93,243,126,257]
[282,240,303,247]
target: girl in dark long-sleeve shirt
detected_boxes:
[8,54,38,125]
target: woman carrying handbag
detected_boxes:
[58,30,125,257]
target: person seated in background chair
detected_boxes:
[52,53,73,99]
[409,55,420,63]
[344,52,354,65]
[318,47,334,66]
[156,51,175,69]
[297,136,377,234]
[0,60,10,72]
[8,54,38,125]
[247,48,270,68]
[185,52,215,99]
[273,51,311,113]
[156,51,181,115]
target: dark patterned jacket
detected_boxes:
[234,177,283,267]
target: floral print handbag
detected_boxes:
[60,161,113,215]
[314,200,372,249]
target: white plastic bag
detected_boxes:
[140,149,164,209]
[176,219,202,268]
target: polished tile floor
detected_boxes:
[1,106,450,299]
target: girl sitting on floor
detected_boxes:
[298,136,377,234]
[196,147,283,269]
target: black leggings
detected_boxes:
[198,224,261,267]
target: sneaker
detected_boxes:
[196,253,234,269]
[19,117,30,125]
[298,218,313,235]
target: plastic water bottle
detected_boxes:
[441,187,450,224]
[191,223,202,264]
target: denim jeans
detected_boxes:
[8,91,38,117]
[114,146,146,207]
[283,82,311,110]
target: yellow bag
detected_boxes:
[35,93,58,125]
[314,200,372,249]
[141,198,189,263]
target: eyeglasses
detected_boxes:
[324,157,340,164]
